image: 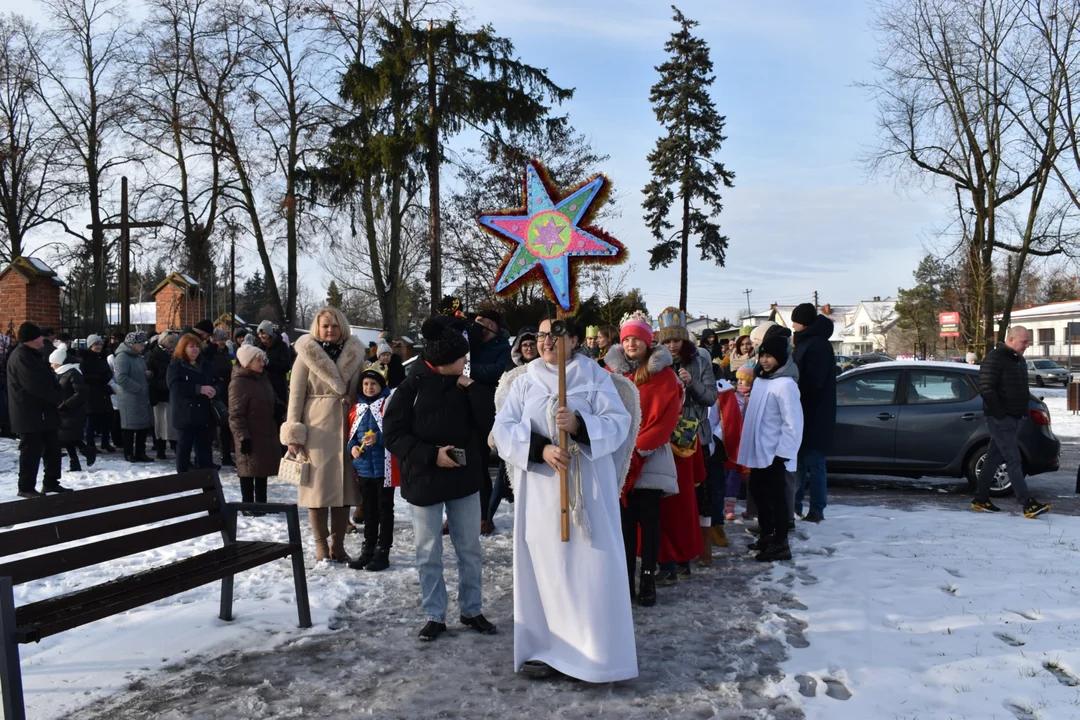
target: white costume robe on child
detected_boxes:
[493,354,637,683]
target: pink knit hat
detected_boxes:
[619,310,654,345]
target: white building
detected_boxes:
[995,300,1080,360]
[838,297,900,356]
[739,303,859,352]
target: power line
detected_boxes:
[743,289,753,318]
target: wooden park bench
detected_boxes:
[0,470,311,720]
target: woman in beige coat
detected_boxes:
[281,306,366,562]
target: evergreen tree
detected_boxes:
[239,271,267,323]
[326,280,344,308]
[642,6,735,311]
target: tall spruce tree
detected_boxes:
[326,280,344,308]
[642,6,735,311]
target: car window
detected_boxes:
[837,370,900,406]
[1033,360,1059,369]
[906,370,977,405]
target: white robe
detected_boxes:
[493,355,637,683]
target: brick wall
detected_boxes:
[155,284,207,332]
[0,272,61,331]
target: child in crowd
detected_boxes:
[737,335,803,563]
[717,364,754,521]
[347,367,397,572]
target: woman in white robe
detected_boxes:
[493,317,640,683]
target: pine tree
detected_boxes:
[240,271,267,323]
[642,6,735,311]
[326,280,344,308]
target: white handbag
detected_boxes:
[278,449,312,487]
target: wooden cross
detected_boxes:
[87,177,163,330]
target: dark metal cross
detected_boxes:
[87,177,164,330]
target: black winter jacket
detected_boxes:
[261,336,293,407]
[468,330,511,389]
[7,343,64,434]
[793,315,837,454]
[147,345,173,404]
[979,344,1029,419]
[79,348,114,414]
[167,356,219,429]
[208,343,234,399]
[57,366,89,444]
[383,362,495,507]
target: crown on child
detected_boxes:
[619,310,653,328]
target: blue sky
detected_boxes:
[3,0,950,323]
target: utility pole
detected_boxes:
[813,290,819,308]
[230,237,236,342]
[743,288,752,320]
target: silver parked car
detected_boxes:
[1026,359,1071,387]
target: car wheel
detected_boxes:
[967,446,1014,497]
[1035,376,1045,387]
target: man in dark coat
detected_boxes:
[791,303,836,522]
[7,323,69,497]
[973,326,1049,517]
[209,329,236,465]
[38,327,57,360]
[467,309,511,533]
[257,320,293,422]
[80,334,114,452]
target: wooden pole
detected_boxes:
[558,330,569,542]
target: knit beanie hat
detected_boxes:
[86,333,103,348]
[421,316,470,367]
[735,363,756,385]
[49,347,67,365]
[619,310,654,346]
[125,331,148,346]
[965,352,978,363]
[236,344,265,368]
[749,321,777,348]
[759,333,790,366]
[477,309,503,331]
[194,319,215,335]
[791,303,817,327]
[17,322,41,343]
[376,340,393,357]
[212,328,228,342]
[657,306,690,343]
[257,320,275,336]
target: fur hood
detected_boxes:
[292,332,366,396]
[602,344,673,377]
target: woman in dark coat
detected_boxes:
[80,334,115,452]
[52,347,96,472]
[167,333,220,472]
[147,331,177,460]
[229,345,280,510]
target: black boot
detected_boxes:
[68,459,82,473]
[83,444,97,467]
[348,543,375,570]
[755,539,792,563]
[155,439,167,460]
[365,546,390,572]
[638,570,657,607]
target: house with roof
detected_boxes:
[739,302,859,352]
[838,297,900,355]
[995,300,1080,360]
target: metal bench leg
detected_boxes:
[291,547,312,628]
[219,575,234,622]
[1,577,26,720]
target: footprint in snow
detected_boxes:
[1007,608,1043,621]
[1043,661,1080,687]
[1003,699,1041,720]
[841,532,855,539]
[795,568,820,585]
[778,611,809,649]
[994,631,1025,647]
[939,584,961,597]
[794,528,812,541]
[944,567,964,579]
[823,677,852,700]
[795,674,817,697]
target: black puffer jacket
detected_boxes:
[793,314,837,454]
[383,361,495,507]
[261,335,293,407]
[979,343,1029,419]
[6,343,64,434]
[147,344,173,405]
[167,356,219,429]
[80,348,114,414]
[57,365,89,444]
[468,329,511,389]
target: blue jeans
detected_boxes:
[176,425,213,473]
[795,450,827,517]
[410,492,484,623]
[975,415,1030,505]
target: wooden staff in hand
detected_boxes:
[550,318,570,542]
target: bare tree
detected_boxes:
[33,0,136,328]
[0,14,71,265]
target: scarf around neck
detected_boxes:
[319,339,344,362]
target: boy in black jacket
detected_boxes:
[384,316,498,643]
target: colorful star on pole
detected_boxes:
[477,160,626,312]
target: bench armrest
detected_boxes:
[222,503,303,547]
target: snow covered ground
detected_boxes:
[1,385,1077,719]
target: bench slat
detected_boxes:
[0,470,218,527]
[1,491,220,559]
[15,542,292,641]
[0,514,226,586]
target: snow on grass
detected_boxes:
[0,440,392,720]
[768,504,1080,719]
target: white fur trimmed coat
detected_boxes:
[280,333,366,508]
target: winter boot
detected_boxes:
[83,444,97,467]
[328,506,353,563]
[308,507,330,562]
[155,439,168,461]
[68,458,82,473]
[755,539,792,563]
[698,527,713,566]
[348,543,374,570]
[638,570,657,607]
[365,546,390,572]
[710,525,729,548]
[724,498,736,521]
